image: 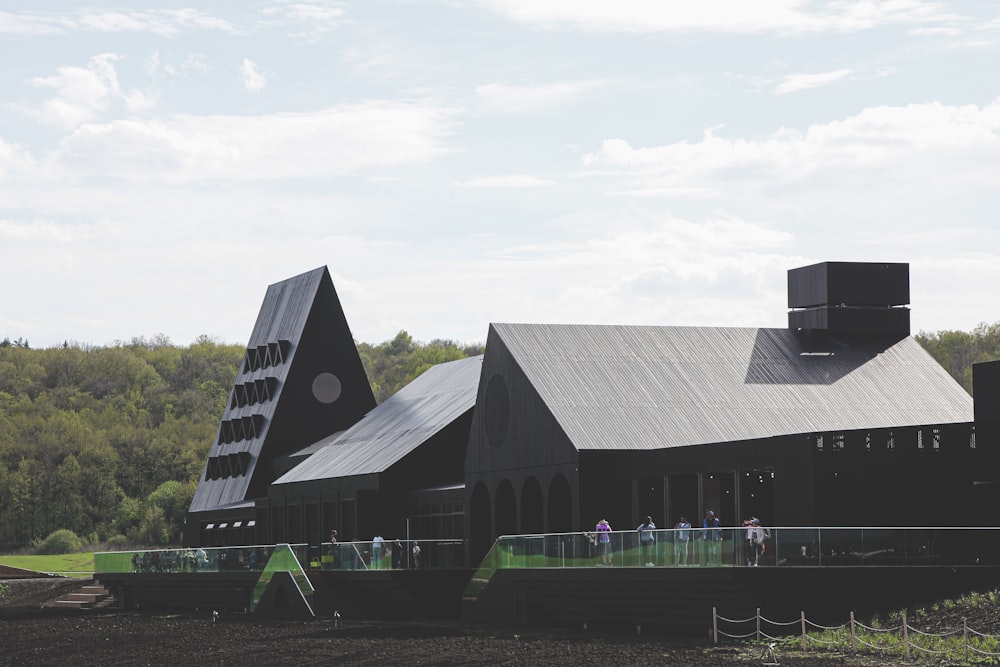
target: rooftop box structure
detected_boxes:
[788,262,910,336]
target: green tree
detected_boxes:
[0,331,493,550]
[915,322,1000,394]
[358,330,483,403]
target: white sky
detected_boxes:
[2,1,1000,349]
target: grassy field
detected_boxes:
[0,552,94,578]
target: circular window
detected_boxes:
[485,374,510,448]
[312,372,342,404]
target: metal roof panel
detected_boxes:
[274,355,483,482]
[492,323,972,451]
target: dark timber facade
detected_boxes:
[187,261,996,569]
[261,355,481,545]
[463,262,983,562]
[185,267,376,546]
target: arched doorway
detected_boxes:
[548,474,573,533]
[495,479,517,537]
[521,477,544,534]
[470,482,492,564]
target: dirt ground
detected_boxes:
[0,578,936,666]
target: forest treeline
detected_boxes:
[0,331,481,552]
[0,323,994,553]
[912,322,1000,394]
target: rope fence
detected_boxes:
[712,606,1000,663]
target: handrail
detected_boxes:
[94,538,467,574]
[463,526,1000,601]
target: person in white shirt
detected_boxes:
[744,518,770,566]
[636,516,656,566]
[372,534,385,569]
[674,516,691,565]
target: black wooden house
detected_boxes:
[187,261,995,557]
[463,262,983,560]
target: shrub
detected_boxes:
[106,534,128,549]
[35,529,82,555]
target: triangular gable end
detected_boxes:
[189,266,377,513]
[466,324,579,478]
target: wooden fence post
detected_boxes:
[712,607,718,645]
[964,618,969,663]
[800,611,807,651]
[850,611,857,653]
[902,613,910,660]
[756,608,761,641]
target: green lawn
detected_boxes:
[0,552,94,578]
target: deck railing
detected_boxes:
[463,527,1000,601]
[486,526,1000,569]
[93,538,465,574]
[94,527,1000,579]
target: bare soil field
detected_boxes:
[0,577,959,665]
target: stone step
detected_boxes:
[47,580,117,610]
[50,599,91,609]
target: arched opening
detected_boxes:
[495,479,517,538]
[547,473,573,533]
[520,477,544,534]
[470,482,492,565]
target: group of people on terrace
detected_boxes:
[326,529,422,570]
[130,547,216,573]
[585,511,770,567]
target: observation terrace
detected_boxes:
[93,527,1000,633]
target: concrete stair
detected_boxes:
[48,582,117,610]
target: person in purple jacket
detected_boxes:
[595,519,613,566]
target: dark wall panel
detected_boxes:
[788,307,910,336]
[466,325,581,540]
[788,261,909,308]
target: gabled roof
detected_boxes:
[274,355,483,483]
[492,323,973,451]
[189,266,376,512]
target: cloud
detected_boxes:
[774,68,853,95]
[0,137,37,180]
[581,98,1000,202]
[0,9,240,36]
[0,218,81,244]
[455,175,556,188]
[48,100,460,183]
[261,1,347,37]
[469,0,960,35]
[910,26,962,36]
[474,80,611,113]
[0,10,72,35]
[341,212,798,343]
[241,59,268,93]
[146,52,209,80]
[21,54,159,128]
[25,54,125,129]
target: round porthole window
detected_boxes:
[485,374,510,448]
[312,372,342,404]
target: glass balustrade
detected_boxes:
[462,527,1000,601]
[95,528,1000,581]
[94,539,466,574]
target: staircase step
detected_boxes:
[50,599,91,609]
[47,580,116,611]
